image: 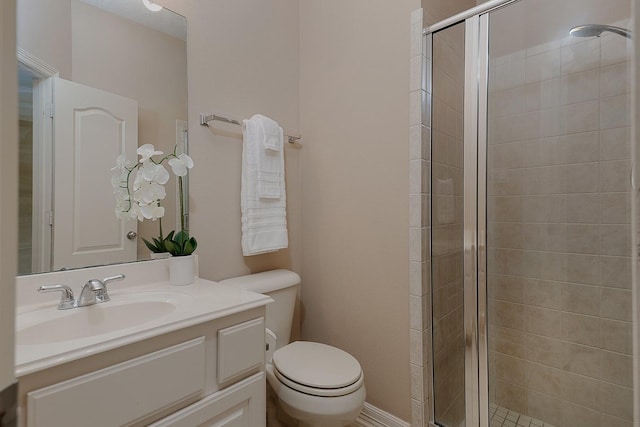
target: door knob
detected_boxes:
[127,231,137,240]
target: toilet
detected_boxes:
[219,269,366,427]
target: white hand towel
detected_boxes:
[241,115,288,256]
[261,115,283,151]
[255,114,283,199]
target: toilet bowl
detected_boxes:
[267,341,366,427]
[220,270,366,427]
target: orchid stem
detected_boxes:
[178,176,185,232]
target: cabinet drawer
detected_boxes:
[149,372,265,427]
[217,318,264,384]
[27,338,205,427]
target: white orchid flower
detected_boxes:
[132,167,167,193]
[113,143,194,226]
[113,188,129,204]
[115,196,130,210]
[111,174,121,189]
[111,169,129,189]
[128,204,145,221]
[137,144,163,163]
[111,154,131,171]
[115,208,130,220]
[139,203,165,220]
[168,153,194,177]
[133,181,166,205]
[132,170,145,191]
[139,161,170,185]
[128,202,161,221]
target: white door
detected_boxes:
[53,77,138,270]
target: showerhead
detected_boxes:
[569,24,632,39]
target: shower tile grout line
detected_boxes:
[489,404,555,427]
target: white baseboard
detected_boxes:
[354,402,410,427]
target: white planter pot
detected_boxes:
[150,251,171,259]
[169,255,194,286]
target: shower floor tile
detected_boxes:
[489,404,555,427]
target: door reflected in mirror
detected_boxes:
[17,0,188,275]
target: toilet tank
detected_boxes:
[219,269,300,350]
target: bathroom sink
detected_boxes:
[16,291,189,346]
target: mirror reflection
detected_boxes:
[17,0,188,275]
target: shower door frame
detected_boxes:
[426,1,519,427]
[427,0,639,426]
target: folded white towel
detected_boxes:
[261,115,283,151]
[255,114,283,199]
[241,115,289,256]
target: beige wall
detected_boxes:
[13,0,422,421]
[160,0,301,281]
[421,0,476,25]
[16,0,72,78]
[0,0,17,390]
[164,0,417,420]
[299,0,418,420]
[13,0,420,418]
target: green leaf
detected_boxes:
[142,238,157,252]
[164,239,180,256]
[158,229,198,256]
[183,239,195,255]
[174,230,189,246]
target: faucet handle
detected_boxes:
[95,274,126,303]
[103,274,125,285]
[38,284,77,310]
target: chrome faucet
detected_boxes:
[77,279,107,307]
[38,284,77,310]
[38,274,126,310]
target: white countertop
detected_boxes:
[15,259,271,377]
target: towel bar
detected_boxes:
[200,113,301,144]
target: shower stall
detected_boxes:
[425,0,634,426]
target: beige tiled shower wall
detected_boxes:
[409,8,431,427]
[486,29,634,427]
[431,22,466,427]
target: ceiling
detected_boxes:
[79,0,186,41]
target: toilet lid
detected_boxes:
[272,341,362,390]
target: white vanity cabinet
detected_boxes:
[149,371,265,427]
[16,307,267,427]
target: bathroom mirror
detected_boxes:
[17,0,188,275]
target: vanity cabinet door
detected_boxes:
[150,372,266,427]
[26,338,205,427]
[217,317,265,384]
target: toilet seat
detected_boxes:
[272,341,363,397]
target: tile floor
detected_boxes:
[490,404,555,427]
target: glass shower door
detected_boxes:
[429,0,633,426]
[431,21,467,427]
[485,0,633,425]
